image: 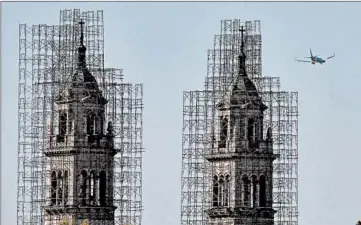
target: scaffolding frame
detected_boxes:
[17,9,143,225]
[180,19,298,225]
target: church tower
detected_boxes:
[43,21,117,225]
[206,27,277,225]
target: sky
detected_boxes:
[2,1,361,225]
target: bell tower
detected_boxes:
[206,26,277,225]
[43,20,117,225]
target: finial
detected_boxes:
[267,127,272,141]
[210,127,215,140]
[107,121,114,135]
[238,26,247,76]
[210,126,215,148]
[79,20,85,47]
[239,26,246,54]
[77,19,86,67]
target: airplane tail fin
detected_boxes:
[310,48,313,58]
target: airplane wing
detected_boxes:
[295,58,311,63]
[327,53,335,59]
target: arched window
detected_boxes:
[57,171,63,205]
[251,175,258,208]
[256,118,263,141]
[247,118,255,142]
[59,112,67,135]
[219,117,228,148]
[229,117,235,138]
[224,175,230,207]
[80,170,88,205]
[95,116,99,135]
[242,175,250,207]
[100,116,104,135]
[94,115,103,135]
[50,171,57,205]
[89,171,96,205]
[87,113,95,135]
[99,171,106,206]
[218,175,225,206]
[254,122,259,141]
[259,175,266,207]
[64,171,68,205]
[68,110,73,133]
[212,175,218,207]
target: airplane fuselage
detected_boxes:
[312,56,326,64]
[296,49,334,65]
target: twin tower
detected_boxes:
[205,27,276,225]
[43,22,276,225]
[44,21,116,225]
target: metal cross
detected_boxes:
[239,26,246,38]
[79,20,84,30]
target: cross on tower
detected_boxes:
[239,26,246,49]
[77,19,87,67]
[239,26,246,38]
[238,25,247,76]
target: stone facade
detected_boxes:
[43,21,117,225]
[206,27,277,225]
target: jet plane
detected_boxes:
[295,49,335,65]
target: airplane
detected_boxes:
[295,48,335,65]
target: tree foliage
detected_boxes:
[57,217,89,225]
[80,219,89,225]
[58,217,69,225]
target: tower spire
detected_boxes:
[238,26,247,76]
[79,19,85,47]
[78,19,86,67]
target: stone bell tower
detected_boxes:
[43,20,117,225]
[206,26,277,225]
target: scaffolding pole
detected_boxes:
[180,19,298,225]
[17,9,143,225]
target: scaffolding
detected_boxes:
[180,20,298,225]
[17,9,143,225]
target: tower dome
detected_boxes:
[57,20,107,105]
[72,20,99,91]
[217,28,267,111]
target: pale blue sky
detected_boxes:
[2,2,361,225]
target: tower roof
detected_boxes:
[72,20,99,91]
[217,26,266,111]
[56,20,107,105]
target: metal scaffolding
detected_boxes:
[17,9,143,225]
[180,19,298,225]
